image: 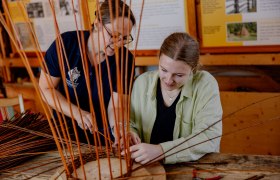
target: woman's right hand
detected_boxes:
[128,131,141,146]
[117,131,141,151]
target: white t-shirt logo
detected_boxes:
[67,67,80,87]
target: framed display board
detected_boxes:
[5,0,195,56]
[5,0,97,53]
[197,0,280,53]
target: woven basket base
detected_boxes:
[52,158,166,180]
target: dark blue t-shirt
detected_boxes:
[44,31,134,129]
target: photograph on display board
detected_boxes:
[59,0,78,16]
[14,22,34,50]
[6,0,83,51]
[227,22,257,41]
[226,0,257,14]
[26,2,44,18]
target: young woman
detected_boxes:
[128,32,223,164]
[39,0,136,145]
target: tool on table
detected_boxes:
[192,168,223,180]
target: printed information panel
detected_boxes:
[7,0,84,51]
[129,0,189,50]
[200,0,280,47]
[7,0,189,52]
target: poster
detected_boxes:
[7,0,189,51]
[7,0,83,51]
[200,0,280,47]
[128,0,189,50]
[84,0,189,50]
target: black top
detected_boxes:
[150,79,181,144]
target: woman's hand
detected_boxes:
[128,131,141,146]
[112,125,124,147]
[114,131,141,150]
[123,143,164,165]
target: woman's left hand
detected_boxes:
[124,143,164,165]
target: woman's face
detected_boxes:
[101,17,133,56]
[159,54,192,91]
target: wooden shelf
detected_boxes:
[200,53,280,66]
[1,53,280,68]
[135,53,280,66]
[4,82,35,88]
[0,57,41,67]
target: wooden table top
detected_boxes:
[1,152,279,179]
[165,153,280,180]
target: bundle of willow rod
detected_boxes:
[0,111,57,171]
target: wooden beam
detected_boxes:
[186,0,197,38]
[135,56,158,66]
[2,57,40,67]
[135,53,280,66]
[200,46,280,54]
[200,53,280,65]
[1,53,280,67]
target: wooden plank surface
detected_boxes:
[165,153,280,180]
[1,152,279,179]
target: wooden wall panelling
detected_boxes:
[220,91,280,155]
[216,76,280,92]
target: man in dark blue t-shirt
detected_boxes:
[38,0,136,145]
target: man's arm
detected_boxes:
[39,70,94,131]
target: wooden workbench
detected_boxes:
[1,152,279,179]
[165,153,280,180]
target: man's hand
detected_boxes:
[122,143,164,165]
[75,110,95,133]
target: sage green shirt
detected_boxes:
[130,70,223,164]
